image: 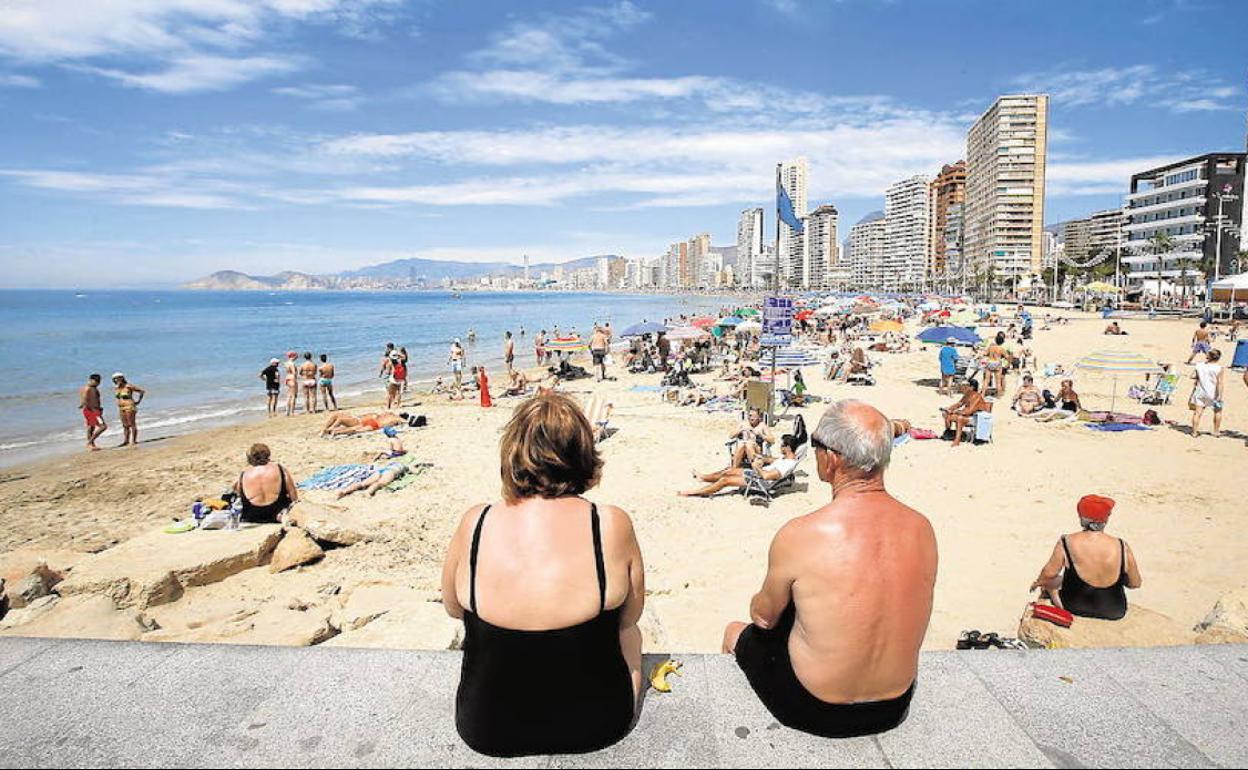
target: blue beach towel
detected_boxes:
[1085,423,1150,433]
[629,385,663,392]
[298,464,374,490]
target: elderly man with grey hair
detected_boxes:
[721,399,937,738]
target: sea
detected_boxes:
[0,289,734,468]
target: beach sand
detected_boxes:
[1,310,1244,650]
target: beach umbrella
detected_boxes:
[870,319,904,333]
[948,310,979,327]
[794,309,814,321]
[771,349,821,367]
[1082,281,1122,294]
[619,321,667,337]
[665,325,709,341]
[545,336,587,352]
[716,316,743,327]
[1075,349,1162,413]
[690,316,717,328]
[737,320,763,333]
[916,326,980,345]
[736,307,760,317]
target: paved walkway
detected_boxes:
[0,637,1244,767]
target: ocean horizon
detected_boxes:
[0,289,734,468]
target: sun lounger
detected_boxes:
[582,395,614,442]
[742,445,807,502]
[1138,373,1179,405]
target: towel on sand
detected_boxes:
[1086,423,1151,432]
[298,464,374,490]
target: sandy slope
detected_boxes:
[1,310,1244,650]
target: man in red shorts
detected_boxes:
[78,373,108,451]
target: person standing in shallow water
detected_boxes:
[722,399,936,739]
[79,373,107,450]
[111,373,146,448]
[318,353,338,412]
[260,358,280,417]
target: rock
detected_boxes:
[0,595,147,641]
[0,595,59,630]
[57,525,282,609]
[333,581,426,632]
[1195,627,1248,645]
[0,549,83,584]
[1019,604,1194,649]
[287,503,374,547]
[269,528,324,573]
[323,595,462,651]
[1194,588,1248,640]
[143,603,337,647]
[0,555,61,610]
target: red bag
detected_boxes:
[1030,602,1074,628]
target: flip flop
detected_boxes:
[164,520,197,534]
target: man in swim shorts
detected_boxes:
[79,373,107,450]
[318,353,337,411]
[299,352,318,414]
[260,358,281,417]
[1186,321,1212,364]
[722,400,936,738]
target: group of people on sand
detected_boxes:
[78,372,145,450]
[261,351,337,417]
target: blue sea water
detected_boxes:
[0,289,731,466]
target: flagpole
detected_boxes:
[774,163,782,294]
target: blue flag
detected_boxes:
[777,179,803,233]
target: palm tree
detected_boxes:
[1147,232,1181,304]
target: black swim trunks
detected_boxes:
[734,603,914,738]
[592,350,606,365]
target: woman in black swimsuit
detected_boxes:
[442,394,645,757]
[1031,494,1142,620]
[233,443,298,523]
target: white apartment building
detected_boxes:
[778,157,808,288]
[848,213,886,290]
[965,94,1049,290]
[805,204,841,290]
[942,202,965,289]
[736,207,764,288]
[883,176,933,290]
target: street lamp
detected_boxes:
[1212,186,1239,284]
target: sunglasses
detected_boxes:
[810,437,834,453]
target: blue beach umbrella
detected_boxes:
[917,326,980,345]
[620,321,667,337]
[716,316,743,327]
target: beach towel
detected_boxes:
[1086,423,1151,432]
[908,428,938,440]
[298,464,374,491]
[892,432,913,448]
[383,461,432,492]
[629,385,663,392]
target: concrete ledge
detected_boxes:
[0,638,1245,767]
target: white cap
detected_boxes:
[269,358,280,365]
[111,372,125,380]
[946,337,957,344]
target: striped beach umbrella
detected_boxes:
[690,316,717,328]
[1075,350,1162,413]
[545,336,587,352]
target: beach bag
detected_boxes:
[973,412,993,442]
[408,415,427,428]
[1029,602,1074,628]
[199,511,231,530]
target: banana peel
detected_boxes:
[649,659,682,693]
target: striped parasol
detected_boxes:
[1075,349,1162,413]
[545,336,587,352]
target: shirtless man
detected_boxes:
[1186,322,1213,364]
[448,339,466,391]
[681,435,800,497]
[79,373,107,450]
[941,379,989,447]
[503,331,516,375]
[299,352,318,414]
[590,325,609,381]
[378,343,395,379]
[730,408,776,467]
[260,358,281,417]
[318,353,338,411]
[722,401,936,737]
[320,411,403,437]
[984,333,1009,395]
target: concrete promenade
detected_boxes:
[0,637,1244,768]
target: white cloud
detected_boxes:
[0,169,249,209]
[83,54,300,94]
[272,82,361,110]
[1045,156,1180,196]
[0,73,40,87]
[1012,64,1239,113]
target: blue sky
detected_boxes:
[0,0,1245,287]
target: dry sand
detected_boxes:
[1,310,1244,650]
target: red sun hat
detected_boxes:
[1077,494,1115,522]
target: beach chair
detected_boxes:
[743,445,808,503]
[581,395,614,442]
[959,401,995,444]
[744,379,773,418]
[1140,373,1179,405]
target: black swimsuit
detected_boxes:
[734,602,914,738]
[1058,536,1129,620]
[455,503,635,757]
[236,465,292,523]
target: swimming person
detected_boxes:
[234,443,298,523]
[260,358,281,417]
[722,400,936,738]
[318,353,337,411]
[1030,494,1141,620]
[78,373,107,450]
[111,373,145,448]
[442,394,644,757]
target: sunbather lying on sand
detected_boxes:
[335,461,408,498]
[321,411,403,436]
[681,435,800,497]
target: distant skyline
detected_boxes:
[1,0,1246,287]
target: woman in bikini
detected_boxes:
[111,373,146,448]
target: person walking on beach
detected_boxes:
[504,331,516,376]
[283,351,299,416]
[318,354,338,412]
[535,329,546,367]
[938,338,958,396]
[1186,322,1213,364]
[449,338,466,392]
[656,331,671,371]
[387,351,405,410]
[111,373,145,448]
[1190,348,1226,438]
[79,373,107,450]
[299,352,318,414]
[722,400,936,738]
[478,365,493,408]
[590,324,609,382]
[378,343,395,378]
[398,346,410,400]
[260,358,281,417]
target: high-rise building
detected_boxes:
[848,212,887,289]
[736,207,764,287]
[778,157,809,288]
[943,202,966,290]
[687,232,711,288]
[1062,209,1123,264]
[883,176,933,290]
[930,162,966,282]
[1121,153,1247,289]
[965,94,1049,289]
[806,204,841,290]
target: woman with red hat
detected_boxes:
[1030,494,1142,620]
